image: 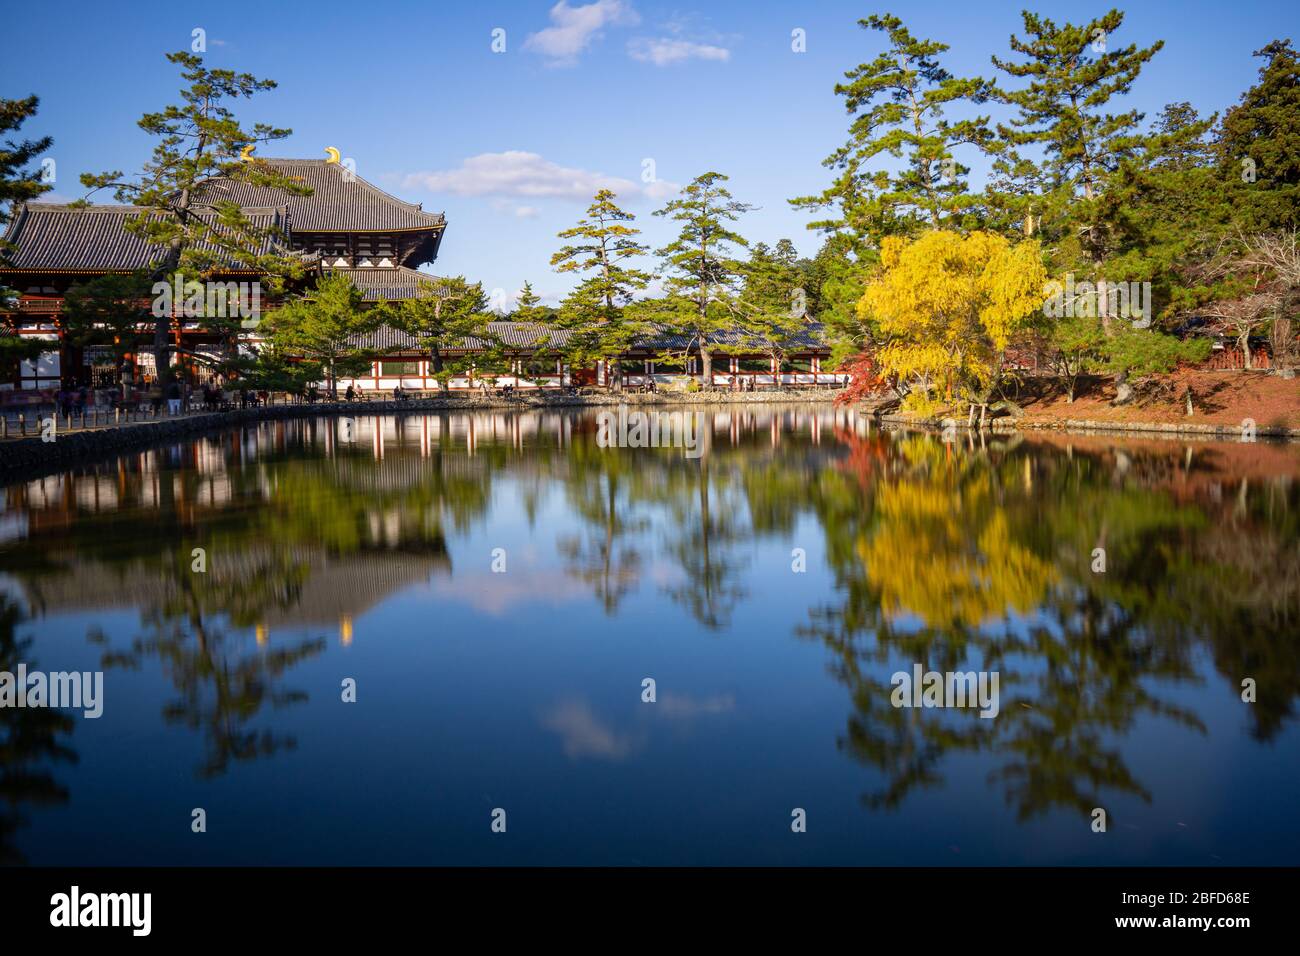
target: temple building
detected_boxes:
[1,157,837,394]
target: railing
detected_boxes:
[16,299,63,312]
[0,403,189,439]
[1201,347,1272,370]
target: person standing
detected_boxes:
[166,379,182,415]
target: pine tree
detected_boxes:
[790,14,996,391]
[807,234,874,365]
[79,51,310,382]
[0,95,52,258]
[1217,39,1300,230]
[791,13,997,238]
[382,276,501,393]
[652,172,753,390]
[262,274,379,398]
[513,281,545,321]
[991,8,1163,279]
[0,95,53,370]
[989,9,1202,404]
[550,189,651,391]
[738,240,813,377]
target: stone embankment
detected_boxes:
[874,412,1299,439]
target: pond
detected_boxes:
[1,406,1297,865]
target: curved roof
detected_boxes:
[332,266,447,301]
[0,202,286,273]
[197,158,445,233]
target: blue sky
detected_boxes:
[2,0,1294,306]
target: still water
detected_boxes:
[1,407,1297,865]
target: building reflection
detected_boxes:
[0,408,1296,850]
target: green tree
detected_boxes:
[0,95,52,261]
[1216,39,1300,230]
[238,341,323,397]
[1046,312,1108,402]
[61,272,154,395]
[79,51,310,382]
[262,274,379,398]
[1101,325,1210,383]
[551,189,651,391]
[992,9,1164,311]
[0,326,45,386]
[513,281,547,322]
[738,240,813,376]
[381,276,500,393]
[652,172,753,389]
[1105,102,1224,310]
[793,13,997,238]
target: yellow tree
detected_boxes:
[860,230,1046,419]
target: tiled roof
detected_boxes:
[0,202,286,272]
[351,321,570,353]
[632,322,830,351]
[197,159,445,233]
[332,266,447,301]
[350,319,829,355]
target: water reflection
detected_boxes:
[0,408,1297,863]
[803,427,1298,816]
[0,596,76,864]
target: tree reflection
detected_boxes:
[1,409,1296,840]
[0,418,495,780]
[803,428,1297,817]
[0,596,76,864]
[556,439,647,614]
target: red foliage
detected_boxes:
[833,427,890,489]
[833,351,887,405]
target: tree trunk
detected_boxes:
[700,347,713,391]
[430,347,447,393]
[154,315,171,386]
[1239,331,1253,370]
[1271,315,1292,370]
[1113,370,1134,405]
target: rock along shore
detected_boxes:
[874,412,1300,439]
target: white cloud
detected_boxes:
[524,0,639,67]
[490,198,541,219]
[655,692,736,719]
[402,151,677,204]
[627,36,730,66]
[541,700,636,760]
[427,568,587,615]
